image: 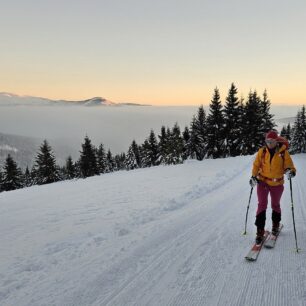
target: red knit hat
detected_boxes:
[265,130,278,140]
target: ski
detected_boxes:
[264,224,283,249]
[245,230,270,261]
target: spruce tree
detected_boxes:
[141,130,159,167]
[299,106,306,152]
[0,169,3,192]
[280,126,287,138]
[30,166,38,185]
[34,140,60,185]
[259,89,275,136]
[240,91,263,155]
[206,88,225,158]
[182,126,190,160]
[186,116,199,160]
[223,83,240,157]
[280,123,292,141]
[1,154,23,191]
[291,106,306,153]
[158,126,169,165]
[58,166,66,181]
[195,105,207,160]
[126,140,142,170]
[286,124,292,141]
[236,97,245,155]
[105,149,116,172]
[140,140,150,168]
[291,111,302,153]
[114,153,126,171]
[187,106,207,160]
[96,144,107,174]
[65,156,76,179]
[78,136,98,178]
[23,166,33,187]
[165,123,184,165]
[149,129,159,166]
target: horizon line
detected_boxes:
[0,90,305,107]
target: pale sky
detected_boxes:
[0,0,305,105]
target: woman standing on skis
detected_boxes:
[249,130,296,244]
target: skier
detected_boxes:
[249,130,296,245]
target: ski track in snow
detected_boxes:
[0,155,306,305]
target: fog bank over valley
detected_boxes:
[0,102,301,168]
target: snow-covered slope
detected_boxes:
[0,155,306,305]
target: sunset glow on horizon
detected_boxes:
[1,0,305,106]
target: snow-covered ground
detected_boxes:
[1,154,306,306]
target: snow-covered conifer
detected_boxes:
[164,123,184,165]
[259,89,275,137]
[223,83,241,157]
[126,140,142,170]
[65,156,77,179]
[158,126,169,165]
[0,169,3,192]
[1,154,23,191]
[206,88,225,158]
[182,126,190,160]
[34,140,60,184]
[186,106,207,160]
[105,149,116,172]
[240,91,263,155]
[141,130,159,167]
[78,136,98,178]
[186,117,198,160]
[96,144,107,174]
[291,106,306,153]
[114,153,126,171]
[23,166,33,187]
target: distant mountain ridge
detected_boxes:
[0,92,149,107]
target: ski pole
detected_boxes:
[243,187,253,235]
[289,178,300,252]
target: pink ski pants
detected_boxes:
[256,182,284,216]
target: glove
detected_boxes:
[249,176,258,187]
[285,169,296,180]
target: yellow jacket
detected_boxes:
[252,145,296,186]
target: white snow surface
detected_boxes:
[1,155,306,306]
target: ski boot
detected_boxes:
[255,228,265,245]
[272,222,280,236]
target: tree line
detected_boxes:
[280,105,306,154]
[1,83,305,193]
